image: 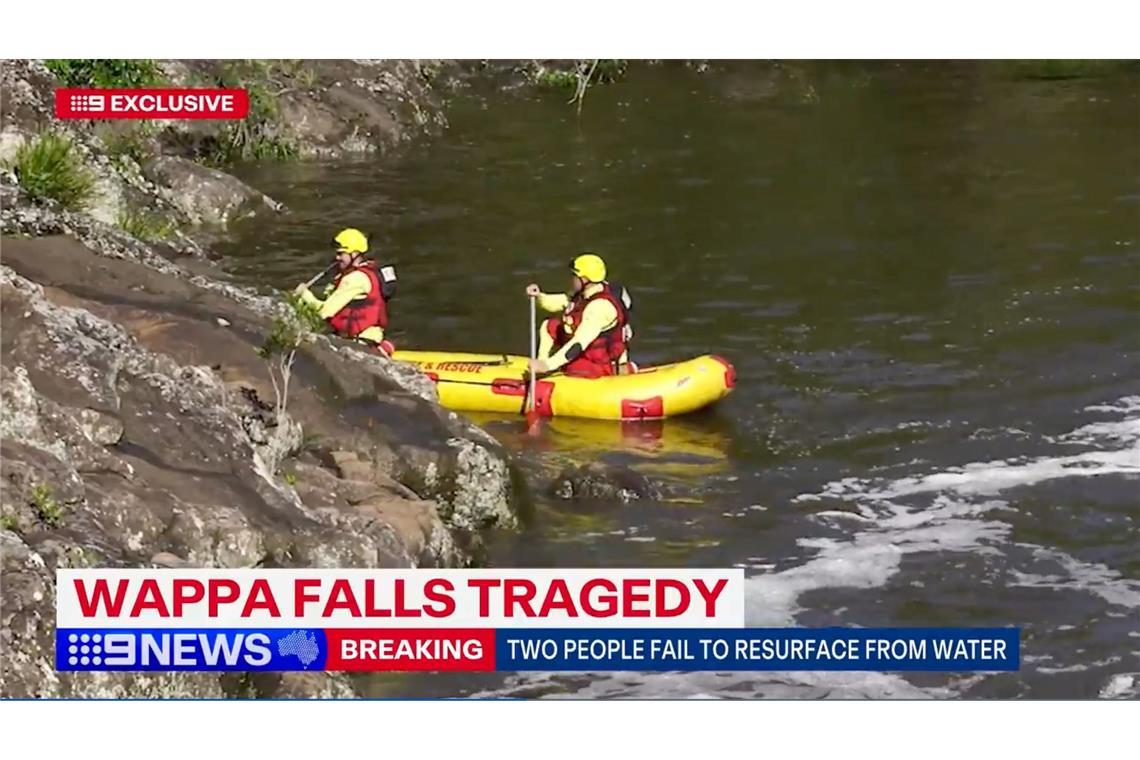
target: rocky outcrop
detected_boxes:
[0,59,456,247]
[0,57,534,699]
[156,59,451,160]
[0,60,237,241]
[0,233,521,698]
[141,156,282,227]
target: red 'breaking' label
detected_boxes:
[54,88,249,120]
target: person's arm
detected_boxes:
[536,291,570,312]
[299,271,372,319]
[544,299,618,371]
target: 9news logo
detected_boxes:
[66,93,106,114]
[55,630,297,671]
[63,631,116,667]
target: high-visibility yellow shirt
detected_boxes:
[299,270,385,344]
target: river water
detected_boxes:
[221,62,1140,699]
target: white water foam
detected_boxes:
[471,667,955,700]
[481,396,1139,699]
[1099,673,1139,699]
[758,394,1140,695]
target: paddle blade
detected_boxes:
[524,409,543,436]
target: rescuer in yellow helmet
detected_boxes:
[293,228,397,355]
[525,253,635,378]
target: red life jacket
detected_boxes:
[554,282,632,375]
[326,262,389,338]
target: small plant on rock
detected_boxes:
[0,512,18,532]
[8,133,96,211]
[257,294,327,423]
[536,68,579,90]
[29,483,62,526]
[209,63,298,164]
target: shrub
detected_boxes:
[8,133,96,210]
[257,294,327,434]
[209,64,298,164]
[536,68,580,90]
[45,59,164,88]
[29,483,62,526]
[534,60,628,114]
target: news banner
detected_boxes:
[55,569,1019,673]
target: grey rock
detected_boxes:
[76,408,124,446]
[142,156,281,227]
[551,462,662,503]
[150,551,189,568]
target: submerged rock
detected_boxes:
[550,462,663,503]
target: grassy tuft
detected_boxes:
[7,133,96,211]
[29,483,63,526]
[45,59,164,88]
[0,512,18,531]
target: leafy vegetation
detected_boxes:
[29,484,63,526]
[533,60,628,114]
[258,294,328,437]
[208,62,299,164]
[277,60,318,89]
[45,59,164,88]
[0,512,18,531]
[7,133,96,211]
[536,68,580,89]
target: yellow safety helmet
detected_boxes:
[570,252,607,283]
[333,228,369,255]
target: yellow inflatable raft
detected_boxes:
[391,350,736,420]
